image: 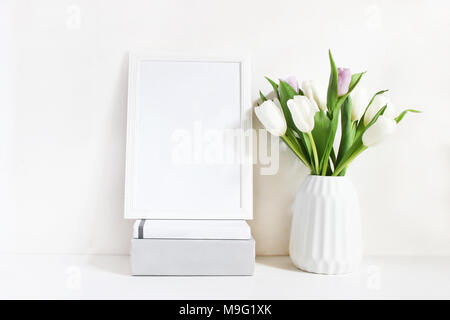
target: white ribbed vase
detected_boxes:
[289,175,362,274]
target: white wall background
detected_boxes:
[1,0,449,256]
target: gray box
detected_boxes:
[131,238,255,276]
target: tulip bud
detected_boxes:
[287,96,317,133]
[301,80,327,111]
[337,68,352,96]
[255,100,287,137]
[364,94,396,126]
[362,115,396,146]
[350,87,369,122]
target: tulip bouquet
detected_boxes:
[255,51,420,176]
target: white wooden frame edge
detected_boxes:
[124,53,253,220]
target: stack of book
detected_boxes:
[130,220,255,275]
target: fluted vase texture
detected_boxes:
[289,175,362,274]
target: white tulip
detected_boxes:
[273,98,282,109]
[350,87,369,122]
[363,94,396,126]
[362,115,397,147]
[255,100,287,136]
[287,95,317,133]
[301,80,327,112]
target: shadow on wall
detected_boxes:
[249,95,309,256]
[88,51,134,255]
[87,51,133,272]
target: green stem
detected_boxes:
[281,135,312,171]
[320,108,340,176]
[321,156,329,176]
[286,129,302,152]
[307,132,320,175]
[332,145,367,176]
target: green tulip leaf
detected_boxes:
[319,105,341,175]
[290,129,312,166]
[300,131,313,168]
[394,109,421,123]
[334,105,387,174]
[278,80,297,129]
[259,90,267,102]
[336,96,353,176]
[367,89,389,108]
[326,50,338,114]
[311,110,331,162]
[265,76,280,99]
[348,72,366,93]
[282,130,311,170]
[365,105,387,129]
[356,89,389,135]
[332,137,367,176]
[279,80,299,98]
[278,80,313,167]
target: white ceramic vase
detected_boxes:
[289,175,362,274]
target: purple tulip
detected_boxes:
[337,68,351,96]
[278,76,299,95]
[285,76,299,92]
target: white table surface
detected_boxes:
[0,254,449,299]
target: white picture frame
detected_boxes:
[124,53,252,220]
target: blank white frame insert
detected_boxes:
[124,54,252,219]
